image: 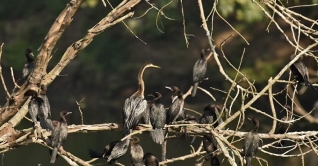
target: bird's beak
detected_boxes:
[247,117,252,121]
[165,86,172,91]
[148,94,154,97]
[30,52,34,57]
[151,64,160,68]
[66,112,72,115]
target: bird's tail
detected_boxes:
[305,80,317,90]
[50,147,58,164]
[88,149,103,158]
[150,128,165,144]
[40,118,53,131]
[210,156,220,166]
[245,156,252,166]
[191,83,198,97]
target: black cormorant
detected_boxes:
[123,63,160,134]
[28,85,53,131]
[148,92,166,144]
[22,48,35,82]
[143,153,159,166]
[200,104,223,128]
[243,117,260,166]
[290,54,316,90]
[50,111,72,163]
[165,86,185,124]
[191,48,211,97]
[130,136,144,166]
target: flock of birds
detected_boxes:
[21,48,315,165]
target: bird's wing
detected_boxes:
[123,97,132,123]
[28,98,39,123]
[107,139,129,162]
[125,97,147,129]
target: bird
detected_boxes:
[200,104,223,128]
[28,85,53,131]
[143,153,159,166]
[198,104,222,166]
[22,48,35,83]
[130,136,144,166]
[123,63,160,134]
[202,135,220,166]
[289,54,316,90]
[165,86,185,124]
[191,48,211,97]
[243,117,260,166]
[38,85,53,131]
[50,111,72,164]
[89,138,130,165]
[148,92,166,144]
[276,105,293,152]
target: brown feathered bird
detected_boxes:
[130,136,144,166]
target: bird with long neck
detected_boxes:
[130,136,144,166]
[243,117,260,166]
[22,48,35,82]
[123,63,160,134]
[276,106,293,152]
[50,111,72,164]
[148,92,166,144]
[191,48,211,97]
[290,54,316,90]
[165,86,184,124]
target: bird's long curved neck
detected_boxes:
[26,53,34,62]
[153,96,161,103]
[60,115,67,124]
[136,66,147,98]
[253,121,259,132]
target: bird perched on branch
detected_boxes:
[28,85,53,131]
[123,63,160,135]
[50,111,72,164]
[148,92,166,145]
[243,117,260,166]
[130,136,144,166]
[276,105,293,152]
[166,86,185,124]
[191,48,211,97]
[143,153,159,166]
[290,54,316,90]
[88,138,130,165]
[22,48,35,83]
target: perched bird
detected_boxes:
[200,104,223,128]
[130,136,144,166]
[89,139,130,165]
[276,106,293,152]
[123,63,160,134]
[165,86,185,124]
[50,111,72,164]
[148,92,166,144]
[198,104,222,166]
[28,85,53,131]
[191,48,211,97]
[143,153,159,166]
[202,135,220,166]
[22,48,35,82]
[290,54,316,90]
[243,118,260,166]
